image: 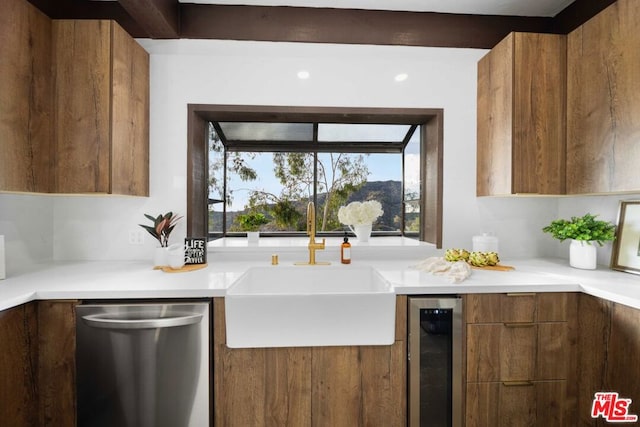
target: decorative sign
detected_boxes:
[184,237,207,265]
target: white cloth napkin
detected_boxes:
[412,257,472,283]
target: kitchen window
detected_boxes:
[187,105,443,247]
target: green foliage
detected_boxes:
[208,124,257,206]
[271,200,304,229]
[542,213,616,246]
[139,212,182,247]
[236,212,270,232]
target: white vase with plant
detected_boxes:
[139,212,182,267]
[542,213,616,270]
[237,212,270,244]
[338,200,383,243]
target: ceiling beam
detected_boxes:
[25,0,617,48]
[181,5,555,49]
[117,0,179,38]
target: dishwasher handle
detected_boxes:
[82,312,203,330]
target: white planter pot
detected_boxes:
[349,223,372,243]
[569,239,597,270]
[247,231,260,244]
[153,246,168,267]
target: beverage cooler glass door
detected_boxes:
[408,297,463,427]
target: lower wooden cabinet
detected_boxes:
[0,303,39,426]
[466,381,568,427]
[213,296,407,426]
[576,294,640,425]
[467,322,569,382]
[464,293,577,426]
[0,300,77,427]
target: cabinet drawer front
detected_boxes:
[465,294,536,323]
[465,293,572,323]
[466,380,567,427]
[467,323,569,382]
[467,324,536,382]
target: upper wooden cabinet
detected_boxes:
[0,0,53,193]
[52,20,149,195]
[477,32,566,196]
[567,0,640,194]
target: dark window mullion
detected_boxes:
[312,123,319,220]
[223,149,228,235]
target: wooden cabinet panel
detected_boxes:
[477,34,513,196]
[52,20,149,195]
[567,0,640,194]
[465,293,576,425]
[576,294,640,425]
[213,296,406,426]
[465,293,535,323]
[606,302,640,407]
[1,2,148,195]
[477,32,566,196]
[466,293,571,323]
[0,300,77,427]
[0,0,52,192]
[466,381,567,427]
[511,33,566,195]
[467,324,535,382]
[311,344,405,427]
[111,23,150,196]
[0,304,39,426]
[53,20,111,194]
[37,301,77,427]
[467,323,570,382]
[213,299,311,426]
[537,292,572,322]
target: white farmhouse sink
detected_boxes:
[225,265,396,348]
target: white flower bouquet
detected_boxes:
[338,200,384,226]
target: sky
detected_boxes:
[219,152,420,211]
[211,124,421,212]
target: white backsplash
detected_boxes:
[2,40,638,267]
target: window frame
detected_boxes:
[187,104,443,247]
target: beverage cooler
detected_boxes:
[408,297,463,427]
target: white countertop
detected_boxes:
[2,237,640,311]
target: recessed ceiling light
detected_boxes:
[395,73,408,82]
[297,70,310,79]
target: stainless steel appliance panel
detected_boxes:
[408,296,463,427]
[76,302,210,427]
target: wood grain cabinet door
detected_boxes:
[466,381,567,427]
[0,0,53,193]
[477,32,566,196]
[567,0,640,194]
[52,20,149,196]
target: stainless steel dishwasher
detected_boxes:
[76,302,210,427]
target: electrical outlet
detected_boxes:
[128,230,144,245]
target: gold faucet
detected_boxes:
[295,202,330,266]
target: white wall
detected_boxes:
[0,194,54,274]
[3,39,635,267]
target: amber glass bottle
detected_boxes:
[341,233,351,264]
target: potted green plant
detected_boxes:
[139,212,182,266]
[542,213,615,269]
[236,212,270,243]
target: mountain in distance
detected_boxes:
[210,180,403,232]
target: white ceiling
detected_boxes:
[180,0,576,17]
